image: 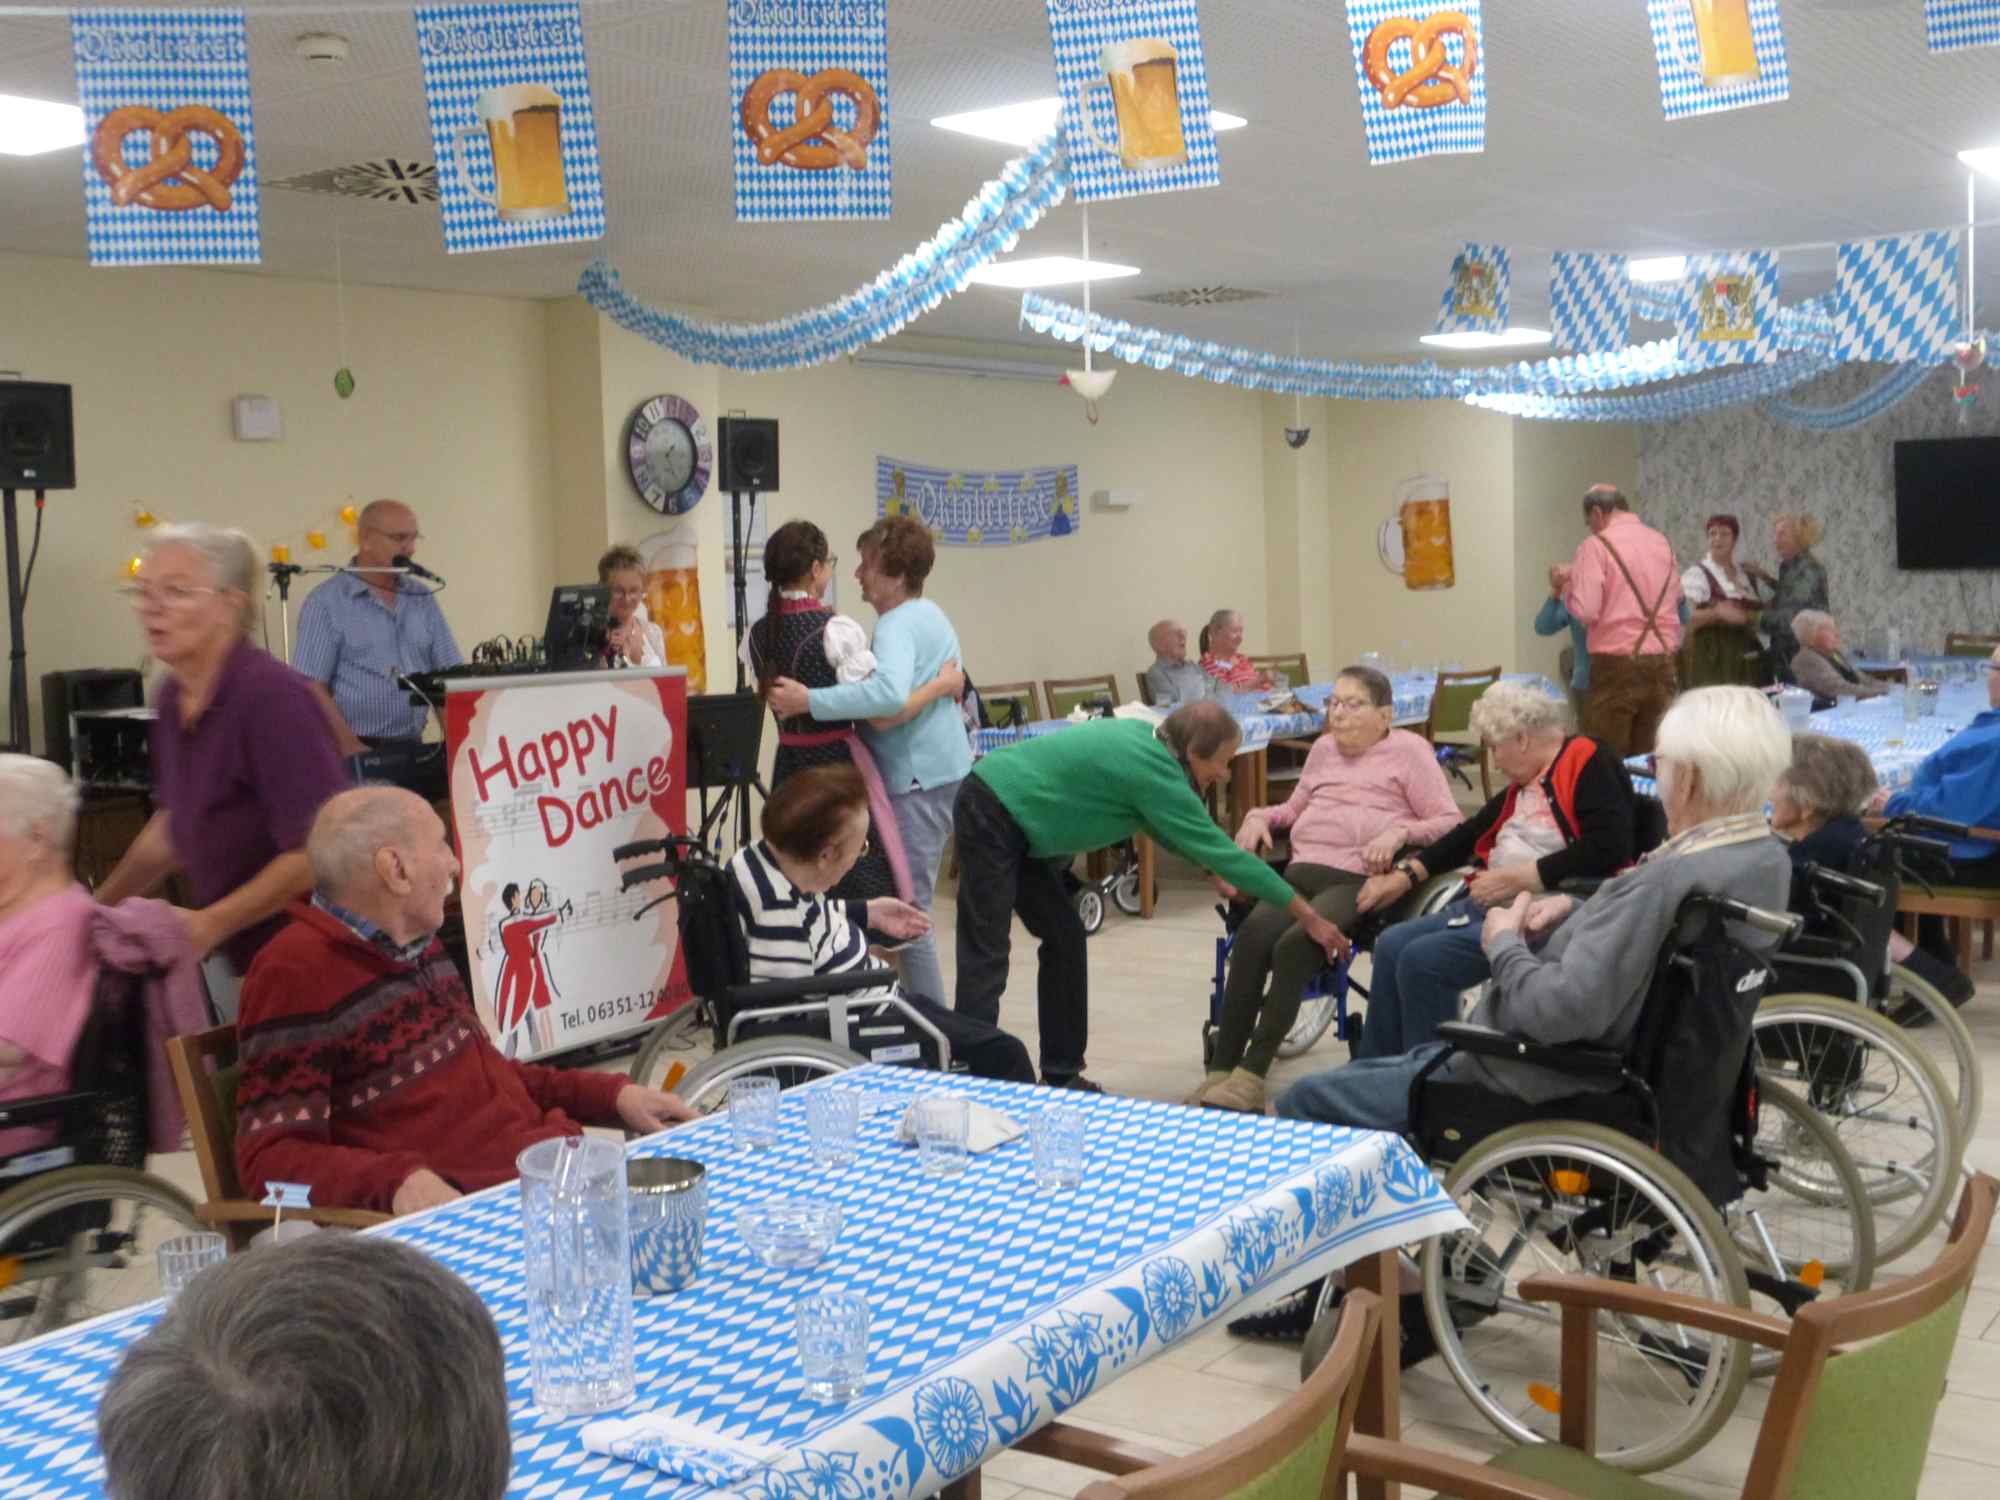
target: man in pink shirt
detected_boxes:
[1559,485,1682,757]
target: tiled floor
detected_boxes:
[913,870,2000,1500]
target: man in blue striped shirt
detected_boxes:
[294,500,463,744]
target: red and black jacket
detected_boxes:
[1415,735,1638,888]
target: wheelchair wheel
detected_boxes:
[1729,1084,1875,1297]
[1112,867,1144,917]
[1275,993,1339,1059]
[1883,962,1982,1147]
[1077,886,1106,937]
[1419,1122,1750,1473]
[1752,996,1962,1266]
[0,1166,202,1345]
[628,1007,705,1092]
[674,1035,870,1114]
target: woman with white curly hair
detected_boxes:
[1345,679,1641,1062]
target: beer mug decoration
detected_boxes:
[1376,475,1456,592]
[642,522,707,694]
[1666,0,1761,91]
[447,83,572,223]
[1080,38,1187,173]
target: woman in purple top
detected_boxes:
[96,525,349,1018]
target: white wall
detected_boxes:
[0,250,558,746]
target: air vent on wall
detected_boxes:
[266,159,438,206]
[1133,285,1271,308]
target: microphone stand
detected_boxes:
[264,561,419,665]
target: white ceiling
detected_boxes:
[4,0,1998,358]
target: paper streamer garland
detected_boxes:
[1343,0,1486,165]
[71,8,260,267]
[728,0,890,221]
[1645,0,1789,121]
[878,458,1080,546]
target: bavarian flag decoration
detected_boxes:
[1645,0,1789,121]
[1434,243,1509,337]
[1833,230,1962,363]
[1551,251,1632,355]
[1926,1,2000,51]
[1678,251,1780,367]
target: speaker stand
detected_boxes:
[725,485,763,849]
[2,488,30,754]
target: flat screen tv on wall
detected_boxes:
[1894,436,2000,570]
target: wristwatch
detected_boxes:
[1393,858,1420,883]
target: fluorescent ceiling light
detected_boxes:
[931,97,1246,148]
[0,93,84,157]
[851,349,1063,383]
[964,255,1141,289]
[1958,145,2000,178]
[1419,328,1554,350]
[1628,255,1688,283]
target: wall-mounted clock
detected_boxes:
[624,394,712,514]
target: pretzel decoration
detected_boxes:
[1363,11,1479,111]
[740,67,880,172]
[90,105,245,213]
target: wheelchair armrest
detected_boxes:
[1779,934,1852,963]
[0,1088,101,1128]
[1434,1022,1626,1078]
[717,967,899,1008]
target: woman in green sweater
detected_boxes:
[953,701,1349,1092]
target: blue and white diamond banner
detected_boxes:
[1679,251,1780,367]
[1833,229,1962,363]
[879,457,1081,546]
[1646,0,1788,120]
[1344,0,1485,165]
[728,0,890,222]
[1046,0,1220,203]
[414,2,605,254]
[1434,243,1509,336]
[70,9,259,267]
[1551,251,1632,354]
[1927,0,2000,50]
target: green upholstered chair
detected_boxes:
[1339,1174,1997,1500]
[1423,666,1501,799]
[979,681,1042,730]
[1018,1290,1381,1500]
[1044,675,1121,718]
[1944,632,2000,658]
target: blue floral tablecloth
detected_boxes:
[0,1065,1463,1500]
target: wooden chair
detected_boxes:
[166,1024,391,1251]
[1897,878,2000,969]
[1250,652,1310,691]
[1014,1290,1381,1500]
[1135,669,1158,708]
[1944,631,2000,657]
[1340,1174,1997,1500]
[979,681,1042,729]
[1044,674,1121,718]
[1423,666,1501,799]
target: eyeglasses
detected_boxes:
[1327,696,1380,714]
[119,583,218,609]
[367,527,423,546]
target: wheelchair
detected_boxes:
[618,835,966,1111]
[1070,842,1145,937]
[1753,813,1978,1266]
[1311,890,1877,1473]
[0,969,203,1344]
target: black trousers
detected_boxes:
[952,774,1090,1080]
[901,994,1036,1084]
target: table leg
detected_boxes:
[1348,1249,1402,1500]
[939,1468,984,1500]
[1226,755,1255,834]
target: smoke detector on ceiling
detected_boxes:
[295,32,351,65]
[1133,285,1271,308]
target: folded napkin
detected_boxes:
[894,1099,1024,1153]
[581,1411,783,1487]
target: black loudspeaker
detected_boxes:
[42,668,144,771]
[0,382,76,491]
[716,415,779,493]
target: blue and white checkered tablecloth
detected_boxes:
[0,1066,1462,1500]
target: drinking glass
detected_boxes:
[627,1157,707,1296]
[806,1088,863,1168]
[795,1288,870,1402]
[156,1232,227,1303]
[1030,1104,1087,1189]
[912,1092,969,1176]
[518,1135,636,1417]
[729,1076,781,1151]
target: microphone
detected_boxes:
[392,553,445,585]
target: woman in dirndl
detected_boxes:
[1680,512,1766,687]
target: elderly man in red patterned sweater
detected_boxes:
[235,786,694,1216]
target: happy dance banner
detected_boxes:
[71,9,259,266]
[728,0,891,221]
[1045,0,1220,203]
[415,2,606,254]
[1927,1,2000,50]
[1646,0,1789,120]
[878,458,1081,546]
[1343,1,1485,165]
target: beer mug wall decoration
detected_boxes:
[1377,475,1456,592]
[1080,38,1187,173]
[449,83,571,222]
[1669,0,1760,91]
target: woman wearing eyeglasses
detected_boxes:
[597,545,666,668]
[95,524,349,1020]
[1203,665,1460,1112]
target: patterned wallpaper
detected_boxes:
[1637,363,2000,657]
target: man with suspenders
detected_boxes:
[1556,484,1683,758]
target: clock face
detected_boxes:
[625,395,711,515]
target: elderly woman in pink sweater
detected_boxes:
[1191,665,1459,1112]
